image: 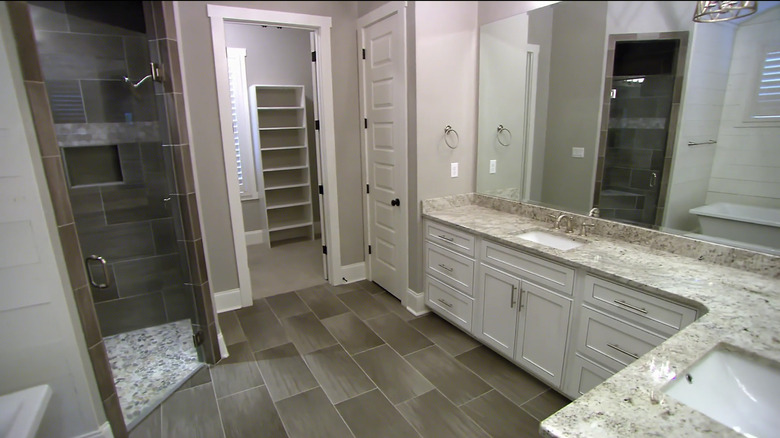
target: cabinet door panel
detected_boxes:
[477,264,520,358]
[515,281,571,388]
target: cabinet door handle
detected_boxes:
[613,299,648,314]
[436,234,454,242]
[510,285,516,308]
[438,263,453,272]
[518,287,524,311]
[437,298,453,308]
[607,343,639,359]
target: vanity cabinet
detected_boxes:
[422,218,698,398]
[563,275,697,398]
[476,240,573,388]
[424,222,476,331]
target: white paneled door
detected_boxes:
[359,3,407,301]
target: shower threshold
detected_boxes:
[104,319,203,429]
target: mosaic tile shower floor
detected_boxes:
[104,319,203,428]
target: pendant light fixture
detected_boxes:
[693,1,758,22]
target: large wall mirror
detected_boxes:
[476,1,780,255]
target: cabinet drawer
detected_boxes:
[568,354,614,398]
[481,240,574,295]
[425,220,476,257]
[576,306,665,372]
[583,276,697,337]
[425,242,475,296]
[426,275,473,331]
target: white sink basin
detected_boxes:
[663,346,780,437]
[517,230,585,251]
[0,384,51,438]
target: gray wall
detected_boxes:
[540,1,607,213]
[225,23,320,233]
[176,1,363,294]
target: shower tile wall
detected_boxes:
[28,1,196,337]
[602,76,673,224]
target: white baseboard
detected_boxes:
[245,230,265,246]
[217,331,229,359]
[339,262,366,284]
[214,288,242,313]
[405,288,429,316]
[75,422,112,438]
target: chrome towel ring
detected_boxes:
[497,125,512,146]
[444,125,459,149]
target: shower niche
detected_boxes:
[62,145,124,187]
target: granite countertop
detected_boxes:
[422,199,780,438]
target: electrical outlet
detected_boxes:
[572,147,585,158]
[489,160,497,174]
[451,162,458,178]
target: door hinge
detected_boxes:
[192,330,204,347]
[364,118,368,129]
[315,119,320,130]
[362,48,366,60]
[368,245,372,255]
[366,184,369,194]
[322,245,327,255]
[312,51,317,62]
[318,185,324,195]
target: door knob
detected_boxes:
[391,198,400,207]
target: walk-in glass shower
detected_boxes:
[27,1,204,429]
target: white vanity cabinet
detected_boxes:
[563,275,697,398]
[424,221,477,331]
[421,218,699,399]
[475,240,574,388]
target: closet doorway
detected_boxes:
[208,6,341,305]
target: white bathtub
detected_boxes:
[689,203,780,251]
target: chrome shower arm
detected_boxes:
[123,62,162,88]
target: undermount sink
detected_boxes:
[517,230,585,251]
[662,345,780,437]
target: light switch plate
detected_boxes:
[489,160,497,174]
[451,162,458,178]
[572,147,585,158]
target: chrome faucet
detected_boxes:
[554,214,574,233]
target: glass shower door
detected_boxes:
[28,0,203,429]
[597,39,680,228]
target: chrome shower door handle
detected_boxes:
[85,255,110,289]
[650,172,658,188]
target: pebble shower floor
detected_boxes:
[104,319,203,429]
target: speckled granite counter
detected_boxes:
[422,194,780,438]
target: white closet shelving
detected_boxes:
[250,85,314,246]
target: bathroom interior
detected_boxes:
[1,1,778,438]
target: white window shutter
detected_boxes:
[226,48,257,199]
[747,47,780,121]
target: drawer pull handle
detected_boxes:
[437,234,455,242]
[607,343,639,359]
[613,299,648,314]
[437,298,453,308]
[438,263,454,272]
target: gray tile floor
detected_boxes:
[130,280,571,438]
